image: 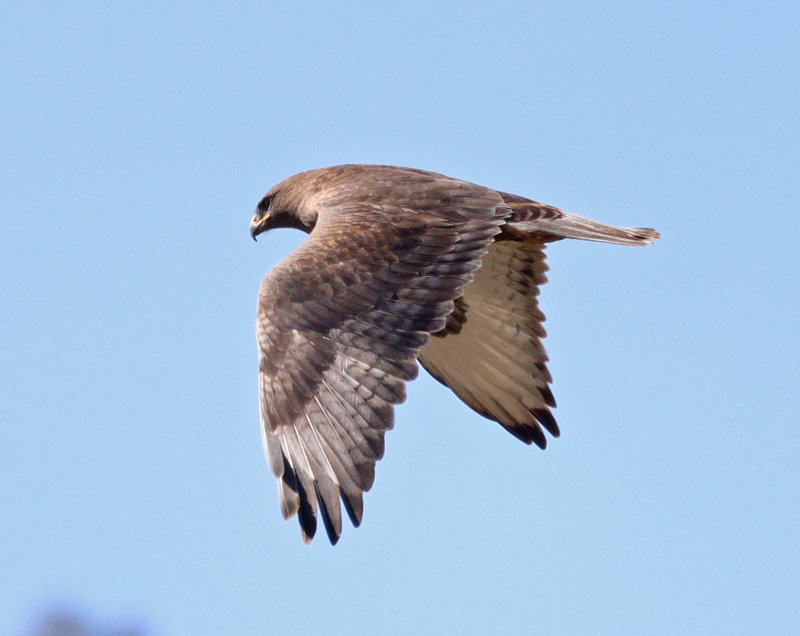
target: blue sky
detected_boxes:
[2,1,799,634]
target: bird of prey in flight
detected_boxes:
[250,164,659,544]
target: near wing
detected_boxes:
[257,198,505,543]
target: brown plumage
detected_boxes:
[250,164,659,544]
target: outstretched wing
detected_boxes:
[257,196,506,543]
[418,237,559,448]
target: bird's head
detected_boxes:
[250,178,320,240]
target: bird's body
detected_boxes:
[250,164,659,543]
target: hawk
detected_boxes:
[250,164,659,544]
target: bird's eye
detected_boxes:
[258,195,273,213]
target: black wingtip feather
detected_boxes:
[540,385,557,408]
[500,407,560,450]
[534,408,560,438]
[341,492,363,527]
[295,480,317,542]
[504,422,548,449]
[315,484,341,545]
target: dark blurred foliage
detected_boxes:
[25,605,151,636]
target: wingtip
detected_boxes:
[533,408,560,438]
[315,483,344,545]
[341,492,364,528]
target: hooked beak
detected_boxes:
[250,210,269,241]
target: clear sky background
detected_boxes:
[2,2,799,634]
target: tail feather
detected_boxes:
[538,210,660,246]
[503,199,660,246]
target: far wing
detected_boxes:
[418,238,559,448]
